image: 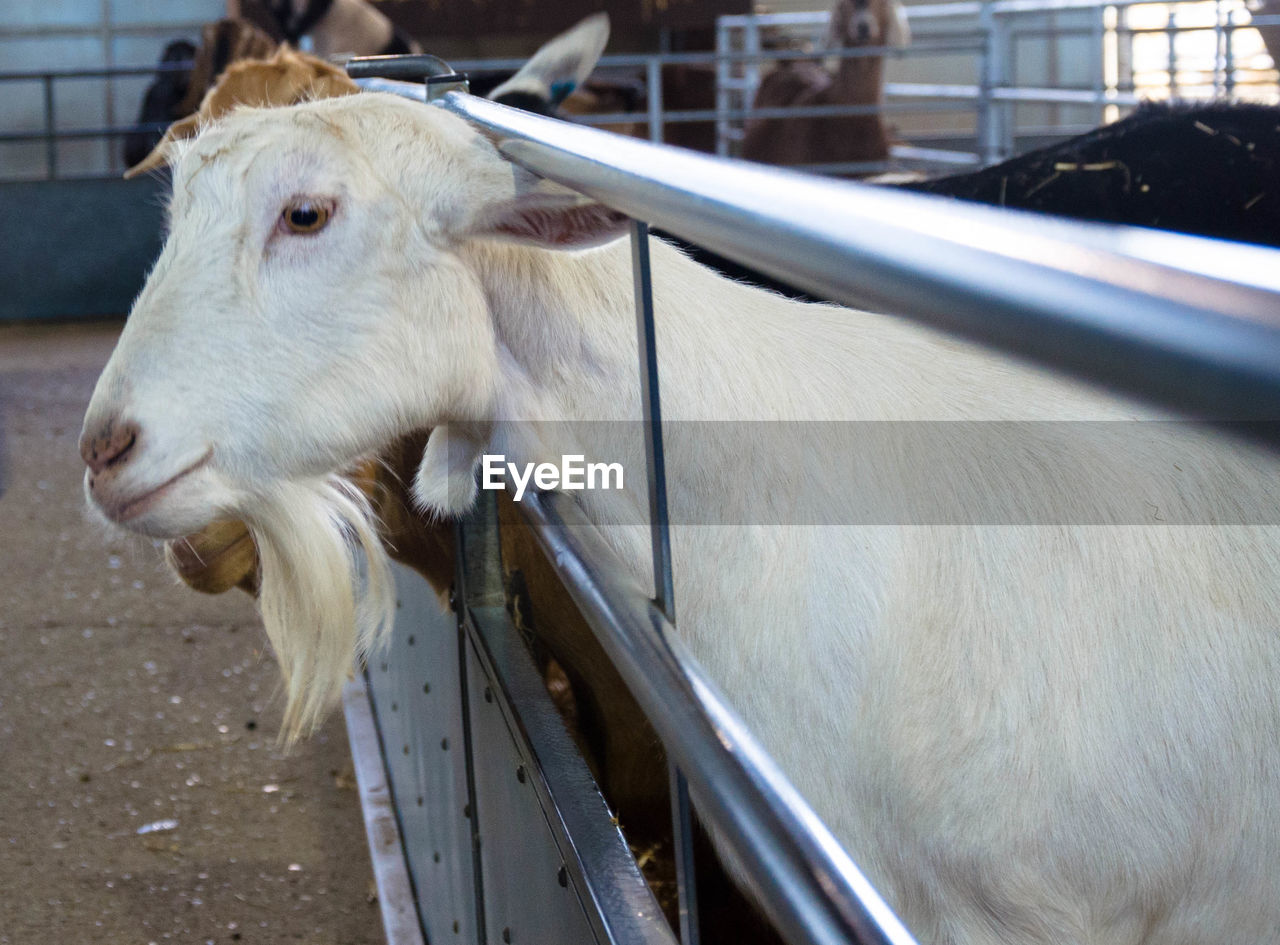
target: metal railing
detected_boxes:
[718,0,1280,167]
[4,0,1278,182]
[392,83,1280,945]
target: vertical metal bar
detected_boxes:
[102,0,114,173]
[646,57,664,144]
[1224,2,1236,96]
[978,0,1005,165]
[668,768,700,945]
[456,588,487,945]
[43,74,57,181]
[1166,6,1178,96]
[1091,4,1106,127]
[743,16,762,159]
[454,496,507,945]
[630,220,698,945]
[716,18,731,157]
[629,221,674,620]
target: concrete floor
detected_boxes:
[0,321,384,945]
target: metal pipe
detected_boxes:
[438,92,1280,431]
[518,490,920,945]
[631,218,695,943]
[646,58,664,144]
[715,18,732,157]
[42,75,56,180]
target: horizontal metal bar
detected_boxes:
[718,4,983,24]
[887,144,982,165]
[884,82,981,99]
[991,86,1141,104]
[589,100,980,126]
[0,123,168,143]
[0,62,194,82]
[0,20,206,39]
[518,491,918,945]
[437,92,1280,428]
[718,0,1254,22]
[342,678,428,945]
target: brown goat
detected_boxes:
[742,0,909,171]
[125,44,359,178]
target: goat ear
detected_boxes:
[123,113,200,179]
[488,12,610,107]
[463,192,630,249]
[885,0,912,47]
[413,425,486,517]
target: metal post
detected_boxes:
[42,74,56,180]
[1223,2,1237,96]
[716,18,732,157]
[977,0,1006,165]
[1091,4,1106,128]
[646,57,664,145]
[1166,6,1178,96]
[454,495,507,945]
[743,16,762,157]
[630,220,698,945]
[101,0,114,173]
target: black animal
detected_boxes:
[903,101,1280,249]
[121,39,196,170]
[677,101,1280,302]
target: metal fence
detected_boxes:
[2,0,1278,181]
[337,54,1280,944]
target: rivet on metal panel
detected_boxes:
[453,920,460,934]
[516,765,526,784]
[391,702,398,712]
[441,737,449,751]
[396,599,403,610]
[402,744,410,755]
[463,803,471,819]
[557,866,568,888]
[434,851,441,863]
[423,682,430,694]
[484,686,494,703]
[408,634,415,645]
[448,584,457,612]
[502,927,512,943]
[416,796,423,807]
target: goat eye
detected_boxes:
[282,199,331,235]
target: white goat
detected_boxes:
[80,92,1280,945]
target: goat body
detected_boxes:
[82,94,1280,944]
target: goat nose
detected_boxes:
[80,418,140,474]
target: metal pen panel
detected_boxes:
[437,91,1280,433]
[366,562,479,944]
[456,497,677,945]
[464,638,600,945]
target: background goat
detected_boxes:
[742,0,910,171]
[231,0,421,56]
[80,92,1280,945]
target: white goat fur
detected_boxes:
[81,93,1280,944]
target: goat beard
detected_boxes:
[241,475,395,743]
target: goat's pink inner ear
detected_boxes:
[471,196,631,249]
